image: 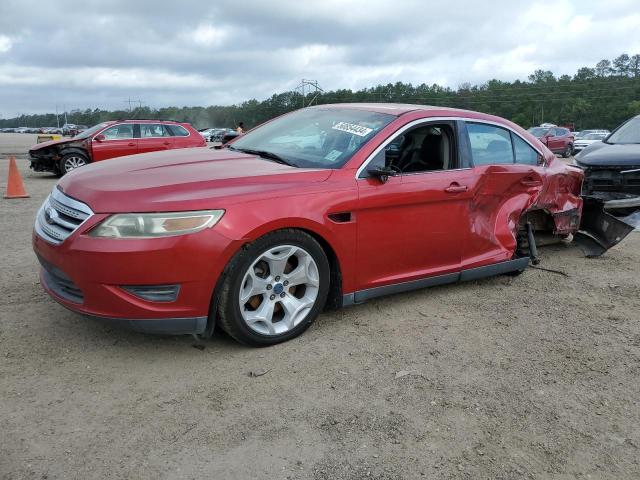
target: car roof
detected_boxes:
[101,119,183,124]
[308,102,505,119]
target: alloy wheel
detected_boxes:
[238,244,320,336]
[63,156,87,172]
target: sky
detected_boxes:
[0,0,639,118]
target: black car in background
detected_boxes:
[574,115,640,217]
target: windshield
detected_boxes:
[74,122,110,139]
[528,127,549,137]
[229,108,395,168]
[606,116,640,144]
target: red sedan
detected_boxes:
[29,119,206,175]
[32,104,631,346]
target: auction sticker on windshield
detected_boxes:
[332,122,373,137]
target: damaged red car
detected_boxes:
[32,104,633,346]
[29,119,205,175]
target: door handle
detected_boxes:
[127,142,136,147]
[444,183,468,193]
[520,178,542,187]
[163,141,171,146]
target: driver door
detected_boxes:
[92,123,138,161]
[354,120,474,296]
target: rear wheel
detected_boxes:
[563,144,573,158]
[217,229,330,346]
[58,152,89,175]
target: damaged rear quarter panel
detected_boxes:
[463,157,584,268]
[533,161,584,234]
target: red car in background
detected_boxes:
[32,104,632,346]
[527,125,575,157]
[29,119,206,175]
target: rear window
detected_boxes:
[140,124,170,137]
[466,123,514,165]
[165,125,190,137]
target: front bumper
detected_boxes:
[33,220,240,335]
[29,152,58,173]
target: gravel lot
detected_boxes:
[1,132,639,479]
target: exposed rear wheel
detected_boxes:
[563,144,573,158]
[217,229,330,346]
[58,153,89,175]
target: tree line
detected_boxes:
[2,53,639,131]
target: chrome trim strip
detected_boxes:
[51,187,93,215]
[92,123,192,142]
[355,116,545,179]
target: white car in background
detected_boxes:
[573,131,609,153]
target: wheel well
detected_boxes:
[295,227,343,311]
[59,148,89,159]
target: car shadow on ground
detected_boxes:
[43,240,589,354]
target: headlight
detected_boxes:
[89,210,225,238]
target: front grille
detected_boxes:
[584,167,640,195]
[37,254,84,303]
[35,187,93,244]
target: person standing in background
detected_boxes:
[236,122,245,134]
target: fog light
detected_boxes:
[121,284,180,302]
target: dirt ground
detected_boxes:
[1,132,639,479]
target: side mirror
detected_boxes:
[94,134,106,142]
[367,166,399,183]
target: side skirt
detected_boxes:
[343,257,530,306]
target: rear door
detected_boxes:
[91,123,137,161]
[460,122,545,268]
[166,124,202,148]
[137,123,173,154]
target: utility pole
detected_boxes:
[295,79,324,108]
[124,98,144,116]
[63,104,68,125]
[55,105,60,128]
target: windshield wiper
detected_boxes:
[228,146,297,167]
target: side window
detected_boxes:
[372,123,457,175]
[102,124,134,140]
[512,134,540,165]
[140,124,170,138]
[165,125,189,137]
[466,123,513,165]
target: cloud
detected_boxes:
[0,0,639,117]
[0,35,12,53]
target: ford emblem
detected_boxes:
[44,207,58,225]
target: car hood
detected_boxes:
[576,142,640,167]
[30,137,82,151]
[58,147,332,213]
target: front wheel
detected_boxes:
[58,152,89,175]
[217,229,330,346]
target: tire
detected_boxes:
[217,229,330,347]
[563,144,573,158]
[58,152,89,175]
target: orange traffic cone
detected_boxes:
[4,156,29,199]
